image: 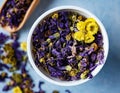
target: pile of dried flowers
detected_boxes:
[0,0,33,28]
[32,11,104,81]
[0,32,71,93]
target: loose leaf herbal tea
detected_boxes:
[32,11,104,81]
[0,32,71,93]
[0,0,33,28]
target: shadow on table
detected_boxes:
[19,0,55,33]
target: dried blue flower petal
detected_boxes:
[0,63,9,70]
[65,90,71,93]
[0,33,9,44]
[2,85,10,91]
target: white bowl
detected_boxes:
[27,6,109,86]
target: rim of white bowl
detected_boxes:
[27,6,109,86]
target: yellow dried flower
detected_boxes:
[78,16,83,21]
[13,86,22,93]
[52,13,58,19]
[86,22,98,35]
[20,42,27,51]
[66,34,71,41]
[69,69,78,77]
[74,18,98,43]
[39,58,45,63]
[65,65,72,71]
[85,18,96,24]
[76,21,85,31]
[85,32,95,43]
[73,31,85,41]
[80,70,89,79]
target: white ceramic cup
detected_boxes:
[27,6,109,86]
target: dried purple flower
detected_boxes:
[0,63,9,70]
[0,32,72,93]
[2,85,10,91]
[0,33,9,44]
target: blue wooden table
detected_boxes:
[0,0,120,93]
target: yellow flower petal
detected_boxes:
[85,32,95,43]
[20,42,27,51]
[86,22,98,35]
[76,21,85,31]
[85,18,96,24]
[73,31,85,41]
[13,86,22,93]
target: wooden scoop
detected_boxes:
[0,0,40,33]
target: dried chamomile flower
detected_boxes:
[80,70,89,79]
[66,34,71,41]
[52,13,59,19]
[85,18,96,24]
[78,16,83,21]
[12,73,22,84]
[65,65,72,71]
[13,86,22,93]
[72,15,77,22]
[76,55,82,61]
[20,42,27,51]
[85,32,95,43]
[76,21,86,31]
[39,57,45,63]
[73,31,85,41]
[85,18,98,35]
[86,22,98,35]
[69,69,78,77]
